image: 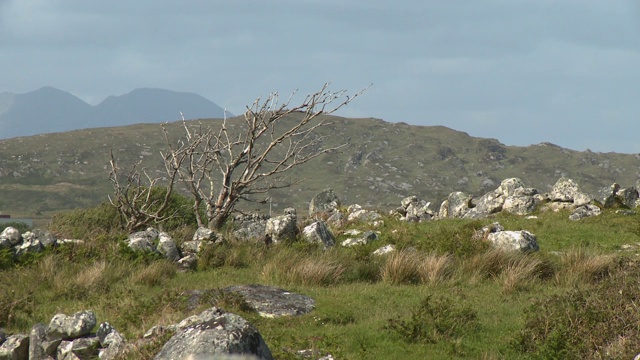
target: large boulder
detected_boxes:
[265,209,298,243]
[15,233,44,257]
[96,322,126,360]
[154,308,273,360]
[233,214,269,242]
[23,229,57,248]
[223,284,316,318]
[487,230,539,252]
[182,227,220,255]
[503,195,537,216]
[156,232,181,262]
[29,323,51,360]
[309,188,341,216]
[126,227,159,253]
[47,310,97,341]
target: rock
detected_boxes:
[0,334,29,360]
[15,233,44,256]
[47,310,97,341]
[326,210,345,228]
[503,195,537,216]
[193,227,218,242]
[29,323,50,360]
[96,322,125,360]
[24,229,57,248]
[467,191,503,218]
[472,222,505,241]
[234,220,268,242]
[157,232,181,262]
[223,284,315,318]
[487,230,539,252]
[550,177,591,205]
[126,227,158,253]
[440,191,472,218]
[400,195,418,209]
[347,209,381,223]
[0,328,5,345]
[496,178,526,197]
[569,204,602,221]
[341,231,379,247]
[0,227,21,246]
[372,244,396,256]
[177,254,198,270]
[154,308,273,360]
[56,336,100,360]
[302,221,335,248]
[618,187,639,208]
[309,188,341,216]
[265,211,298,244]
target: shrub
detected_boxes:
[386,295,479,344]
[514,259,640,359]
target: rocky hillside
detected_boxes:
[0,114,638,219]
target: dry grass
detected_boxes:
[261,251,345,286]
[499,256,546,293]
[381,250,452,285]
[129,260,177,287]
[554,248,616,286]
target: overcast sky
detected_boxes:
[1,1,640,153]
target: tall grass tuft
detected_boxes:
[381,250,452,285]
[129,260,177,287]
[554,248,616,286]
[261,249,345,286]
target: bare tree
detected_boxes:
[162,83,366,230]
[108,150,184,231]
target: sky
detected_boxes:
[1,1,640,153]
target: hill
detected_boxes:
[0,114,639,221]
[0,87,228,139]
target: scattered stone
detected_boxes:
[372,244,396,256]
[0,226,21,246]
[341,231,379,247]
[471,222,505,241]
[57,336,100,360]
[569,204,602,221]
[487,230,539,252]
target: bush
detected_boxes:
[386,295,479,344]
[514,258,640,359]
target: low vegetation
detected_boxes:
[2,204,640,359]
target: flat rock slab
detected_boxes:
[223,284,315,318]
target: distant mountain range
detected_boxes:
[0,87,228,139]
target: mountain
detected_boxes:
[1,114,639,222]
[0,87,228,139]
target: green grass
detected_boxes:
[2,205,640,359]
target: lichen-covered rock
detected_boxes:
[440,191,472,218]
[154,308,273,360]
[157,232,181,262]
[472,222,505,241]
[309,188,341,216]
[550,177,591,205]
[193,227,218,242]
[47,311,97,341]
[341,231,379,247]
[23,229,57,248]
[0,226,21,246]
[265,211,298,244]
[56,336,100,360]
[372,244,396,256]
[302,221,335,248]
[487,230,539,252]
[0,334,29,360]
[569,204,602,221]
[496,178,526,197]
[346,209,381,223]
[15,234,44,257]
[126,227,158,253]
[503,195,537,215]
[96,322,125,360]
[223,284,315,318]
[29,323,51,360]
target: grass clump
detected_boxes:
[261,247,346,286]
[380,250,452,285]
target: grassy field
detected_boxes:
[1,204,640,359]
